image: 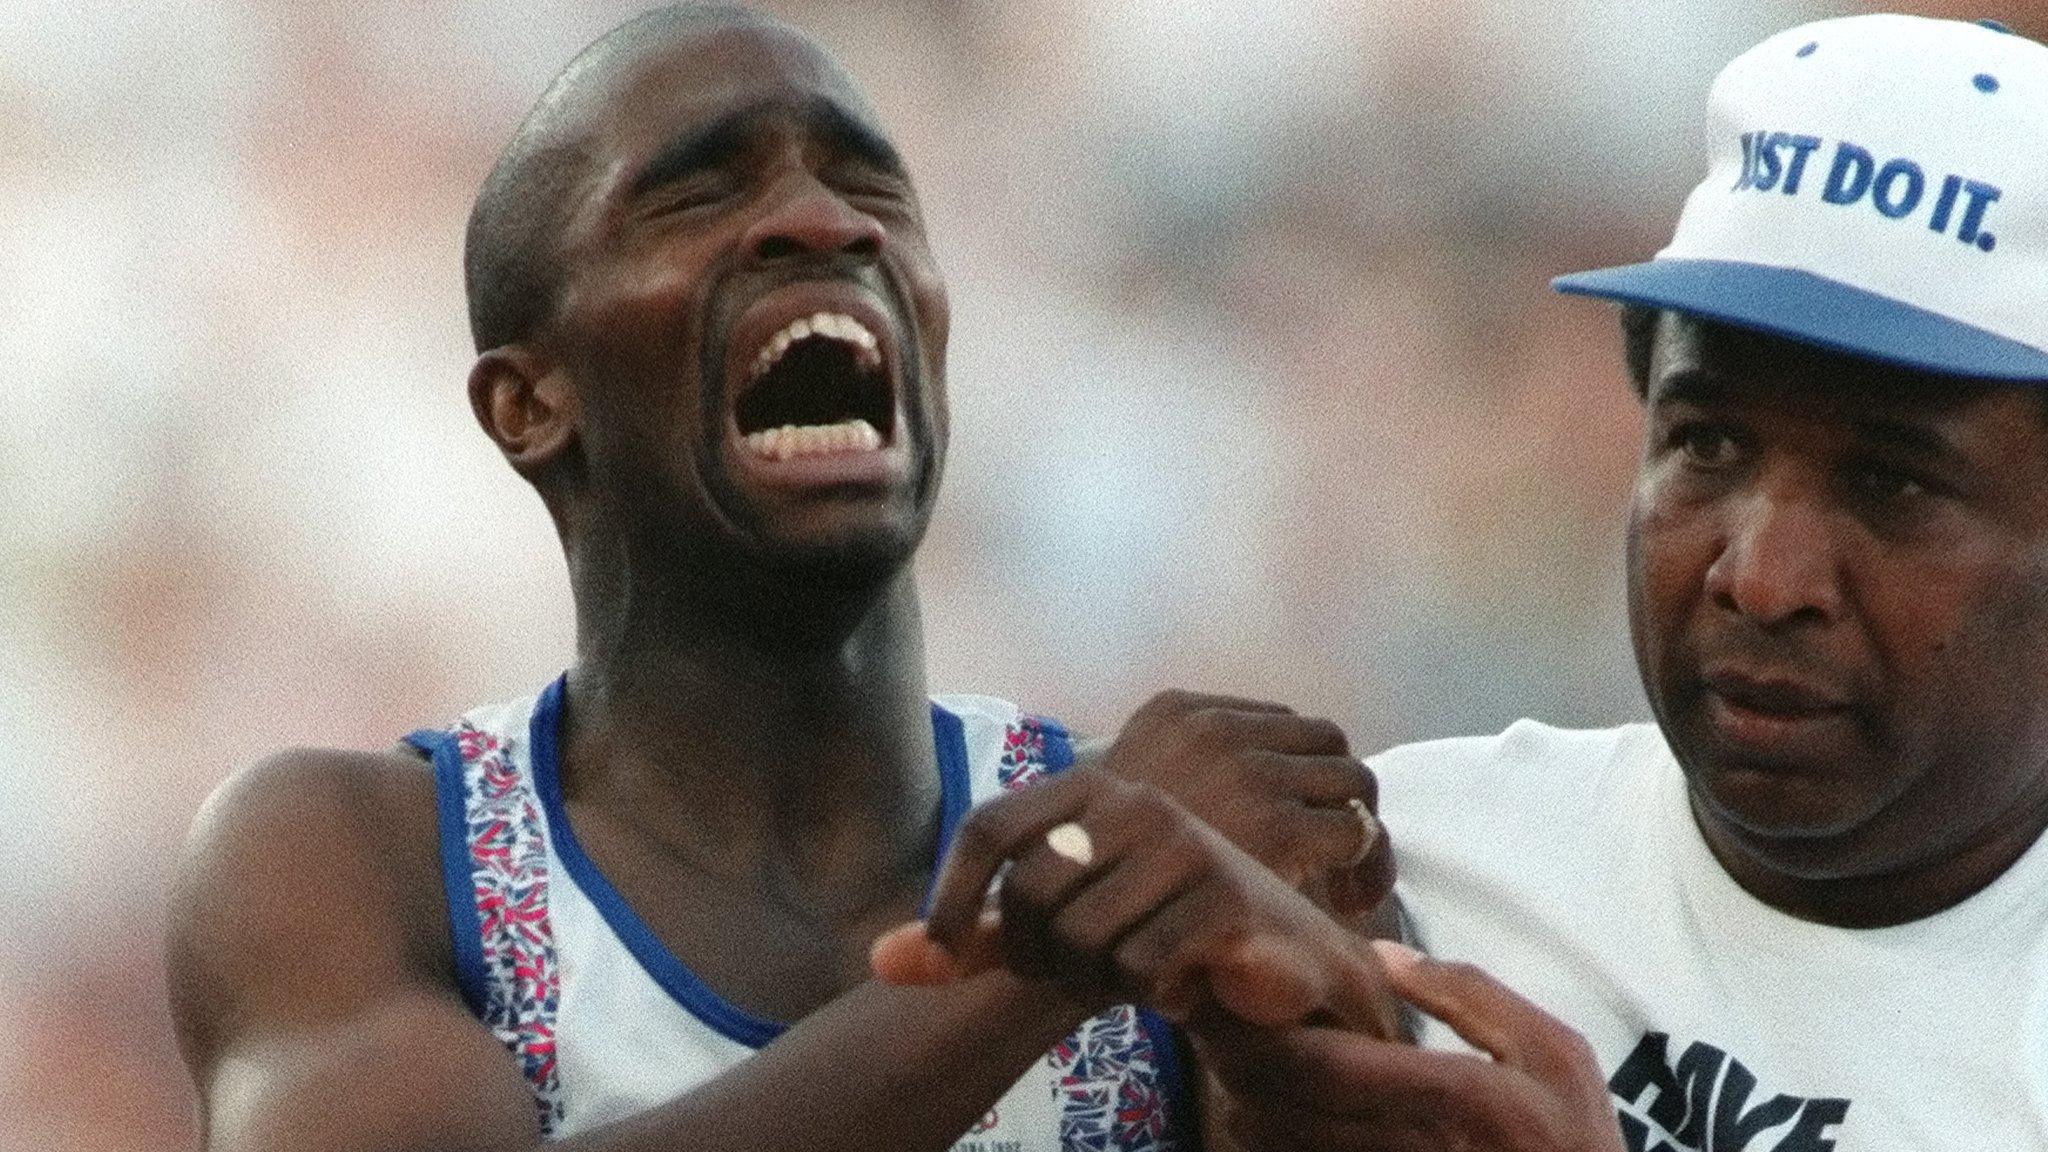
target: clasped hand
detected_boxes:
[871,690,1625,1151]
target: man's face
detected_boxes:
[544,22,949,575]
[1628,314,2048,882]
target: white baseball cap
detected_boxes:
[1555,14,2048,380]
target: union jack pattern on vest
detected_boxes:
[454,721,565,1135]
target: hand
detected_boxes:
[1201,942,1624,1152]
[869,769,1404,1039]
[1080,690,1392,916]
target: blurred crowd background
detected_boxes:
[4,0,2036,1146]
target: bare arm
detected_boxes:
[169,751,1095,1152]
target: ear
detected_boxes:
[468,345,579,476]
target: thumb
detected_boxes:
[870,921,958,986]
[870,910,1005,987]
[1370,940,1586,1075]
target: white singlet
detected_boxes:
[407,677,1190,1149]
[1374,719,2048,1151]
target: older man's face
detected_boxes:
[1628,314,2048,893]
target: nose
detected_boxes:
[742,172,885,263]
[1703,483,1843,630]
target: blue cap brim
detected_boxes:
[1553,259,2048,382]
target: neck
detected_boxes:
[557,525,940,895]
[1691,782,2048,929]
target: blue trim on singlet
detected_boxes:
[529,676,979,1051]
[407,726,491,1019]
[1135,1006,1191,1138]
[926,702,973,903]
[1037,716,1075,772]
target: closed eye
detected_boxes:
[645,173,738,217]
[825,164,912,206]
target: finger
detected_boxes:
[1205,933,1328,1028]
[1214,711,1352,757]
[1207,926,1402,1038]
[998,790,1153,923]
[1329,820,1395,917]
[1298,934,1403,1041]
[1276,791,1383,881]
[1104,871,1237,1022]
[1371,941,1596,1084]
[1250,752,1375,807]
[1196,1020,1526,1127]
[997,827,1129,982]
[1040,826,1206,977]
[1110,866,1328,1028]
[1125,879,1306,1028]
[1150,689,1296,717]
[924,774,1095,954]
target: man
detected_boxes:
[165,7,1391,1151]
[1204,14,2048,1151]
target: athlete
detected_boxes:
[1204,15,2048,1150]
[166,7,1397,1152]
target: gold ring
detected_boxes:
[1346,797,1380,867]
[1045,822,1095,867]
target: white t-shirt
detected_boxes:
[1373,719,2048,1150]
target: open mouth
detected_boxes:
[732,311,894,462]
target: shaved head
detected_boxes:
[463,4,782,352]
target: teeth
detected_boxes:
[749,311,883,379]
[742,418,885,461]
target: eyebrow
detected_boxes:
[630,95,907,198]
[1851,416,1966,464]
[808,97,906,178]
[1649,367,1731,407]
[1657,367,1971,462]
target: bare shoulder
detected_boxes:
[168,747,544,1149]
[167,744,449,1069]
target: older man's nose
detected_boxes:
[1704,484,1844,631]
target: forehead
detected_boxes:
[590,22,883,158]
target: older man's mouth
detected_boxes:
[1699,667,1855,762]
